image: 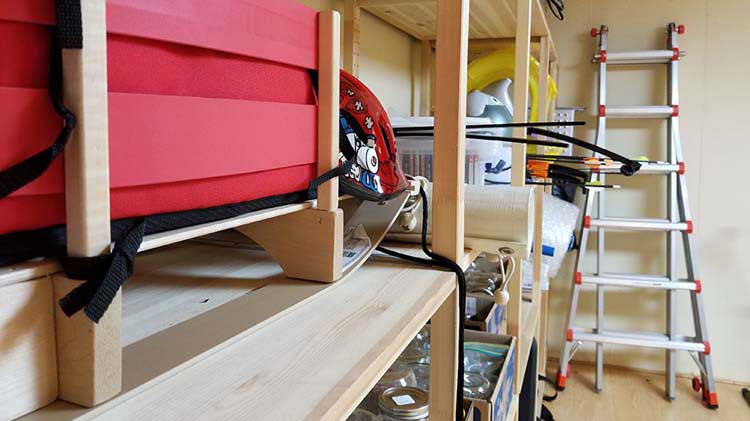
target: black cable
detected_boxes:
[393,120,584,134]
[377,188,466,421]
[393,132,569,149]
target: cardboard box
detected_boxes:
[464,399,476,421]
[465,295,506,335]
[464,330,516,421]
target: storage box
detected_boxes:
[464,399,477,421]
[464,330,516,421]
[391,116,508,185]
[465,295,506,335]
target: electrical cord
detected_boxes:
[377,187,467,421]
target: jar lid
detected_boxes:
[378,386,429,419]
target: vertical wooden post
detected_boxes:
[430,0,469,419]
[419,40,433,116]
[343,0,360,76]
[510,0,532,187]
[508,0,533,396]
[54,0,122,407]
[317,11,341,212]
[536,37,551,384]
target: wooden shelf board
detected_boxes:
[360,0,554,45]
[518,298,540,378]
[0,259,60,288]
[23,239,463,420]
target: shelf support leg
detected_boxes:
[430,0,469,419]
[343,1,360,76]
[511,0,532,187]
[54,0,122,407]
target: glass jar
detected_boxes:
[397,346,430,366]
[462,371,492,400]
[378,386,429,420]
[347,408,379,421]
[406,362,431,391]
[466,272,499,297]
[362,365,418,412]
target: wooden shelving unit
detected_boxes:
[3,1,558,420]
[344,1,559,419]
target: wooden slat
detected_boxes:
[431,1,469,419]
[343,1,361,76]
[359,0,553,40]
[0,279,58,420]
[56,0,121,407]
[510,0,532,187]
[419,40,433,115]
[138,201,313,252]
[316,11,341,212]
[0,260,60,289]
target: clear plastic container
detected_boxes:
[392,117,506,185]
[464,349,504,380]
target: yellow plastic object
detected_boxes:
[468,50,557,121]
[468,49,559,154]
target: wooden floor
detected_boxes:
[545,363,749,421]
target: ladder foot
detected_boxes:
[556,372,567,391]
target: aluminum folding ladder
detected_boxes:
[556,23,718,409]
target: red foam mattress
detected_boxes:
[0,0,320,235]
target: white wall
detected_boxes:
[547,0,750,383]
[296,0,419,117]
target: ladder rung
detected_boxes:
[604,106,675,119]
[600,272,676,282]
[579,274,697,291]
[588,217,690,232]
[594,50,685,64]
[571,329,706,352]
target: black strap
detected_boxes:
[56,158,357,323]
[55,0,83,49]
[377,188,467,421]
[307,159,354,199]
[0,35,76,200]
[59,219,146,323]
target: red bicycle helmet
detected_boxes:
[339,70,408,201]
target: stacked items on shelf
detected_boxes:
[349,325,516,421]
[465,253,508,334]
[391,117,510,185]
